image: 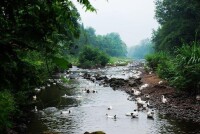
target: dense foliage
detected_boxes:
[128,38,154,59]
[146,43,200,95]
[0,0,95,132]
[146,0,200,95]
[145,52,169,71]
[79,46,109,68]
[153,0,200,52]
[74,26,127,57]
[0,91,15,132]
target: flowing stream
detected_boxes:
[27,64,200,134]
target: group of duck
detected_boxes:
[105,104,155,120]
[127,81,168,119]
[105,80,168,120]
[32,78,64,102]
[32,67,169,121]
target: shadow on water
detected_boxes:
[27,65,200,134]
[157,114,200,134]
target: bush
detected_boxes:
[156,58,175,80]
[79,46,109,68]
[0,91,15,132]
[146,43,200,95]
[170,43,200,94]
[145,52,169,71]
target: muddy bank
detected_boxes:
[83,67,200,123]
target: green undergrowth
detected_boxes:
[145,42,200,95]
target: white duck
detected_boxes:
[125,112,133,116]
[40,86,45,90]
[139,84,149,90]
[106,114,117,119]
[107,106,112,110]
[136,97,146,106]
[161,95,167,103]
[196,95,200,101]
[47,83,51,87]
[144,94,150,99]
[53,82,56,85]
[34,106,38,112]
[132,109,139,118]
[158,81,163,84]
[33,95,37,101]
[147,109,155,119]
[60,110,71,114]
[132,88,141,96]
[146,100,153,108]
[48,79,54,82]
[34,88,41,92]
[62,94,67,98]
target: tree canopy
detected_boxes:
[153,0,200,52]
[74,26,127,57]
[0,0,95,132]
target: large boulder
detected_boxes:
[108,78,128,87]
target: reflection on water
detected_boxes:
[27,65,200,134]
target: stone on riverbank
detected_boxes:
[84,131,106,134]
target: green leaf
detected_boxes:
[52,57,70,69]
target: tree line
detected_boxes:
[74,26,127,57]
[128,38,154,59]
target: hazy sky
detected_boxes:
[74,0,159,47]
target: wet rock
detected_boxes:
[108,78,128,88]
[43,107,58,114]
[134,77,142,85]
[95,75,108,81]
[83,73,91,79]
[37,110,46,117]
[15,123,27,133]
[128,81,138,87]
[84,131,106,134]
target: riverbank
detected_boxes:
[24,64,200,134]
[89,65,200,123]
[114,69,200,123]
[139,71,200,123]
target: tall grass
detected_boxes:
[145,42,200,95]
[171,43,200,94]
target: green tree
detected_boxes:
[74,26,127,57]
[153,0,200,52]
[79,45,109,68]
[0,0,95,131]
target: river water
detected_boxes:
[27,65,200,134]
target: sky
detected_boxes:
[73,0,159,47]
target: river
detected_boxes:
[27,65,200,134]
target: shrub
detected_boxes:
[156,59,175,80]
[79,46,109,68]
[146,42,200,95]
[145,52,169,71]
[0,91,15,132]
[170,43,200,94]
